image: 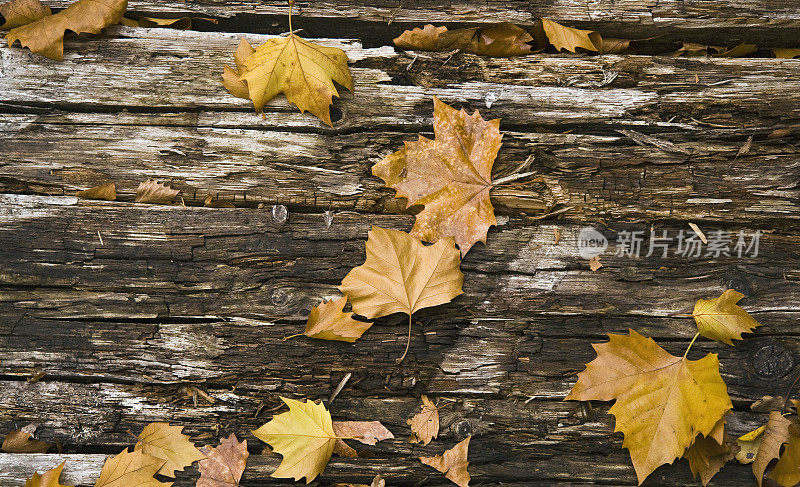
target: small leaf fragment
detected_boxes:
[252,397,336,483]
[24,461,72,487]
[773,48,800,59]
[94,449,170,487]
[420,437,471,487]
[0,0,50,30]
[197,434,248,487]
[716,43,758,58]
[303,296,372,342]
[3,430,52,453]
[134,422,205,477]
[588,256,603,272]
[203,195,235,208]
[222,37,254,100]
[5,0,128,60]
[77,182,116,201]
[692,289,760,345]
[539,18,600,53]
[135,179,179,204]
[408,395,439,445]
[685,421,737,486]
[332,420,394,445]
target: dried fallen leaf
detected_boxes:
[752,411,792,486]
[769,423,800,487]
[77,182,116,201]
[332,420,394,446]
[408,395,439,445]
[688,222,707,244]
[299,296,373,342]
[134,422,205,477]
[772,48,800,59]
[0,0,50,30]
[715,43,758,58]
[538,18,600,53]
[5,0,127,60]
[94,449,169,487]
[373,97,501,255]
[197,434,248,487]
[222,38,255,100]
[252,397,336,483]
[239,7,353,126]
[121,16,216,30]
[692,289,760,345]
[24,461,72,487]
[752,396,786,413]
[3,430,52,453]
[685,430,737,486]
[565,329,732,484]
[339,226,463,362]
[203,195,235,208]
[420,437,471,487]
[600,38,631,54]
[393,22,534,56]
[736,134,754,159]
[588,255,603,272]
[674,42,724,57]
[135,179,180,204]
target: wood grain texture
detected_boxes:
[1,2,799,485]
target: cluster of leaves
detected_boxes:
[408,396,471,487]
[566,289,765,485]
[736,399,800,487]
[77,179,237,208]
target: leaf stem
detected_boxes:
[396,314,413,364]
[283,333,303,341]
[493,171,537,186]
[288,0,294,35]
[683,332,701,359]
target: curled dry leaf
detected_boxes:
[222,38,254,100]
[77,182,116,201]
[5,0,128,60]
[716,43,758,58]
[538,18,600,53]
[408,395,439,445]
[393,22,534,56]
[121,16,216,30]
[588,256,603,272]
[752,411,792,486]
[769,423,800,487]
[301,296,373,342]
[692,289,760,345]
[773,48,800,59]
[332,420,394,446]
[420,437,471,487]
[0,0,50,30]
[3,429,52,453]
[94,449,169,487]
[252,397,336,483]
[685,429,738,486]
[24,461,72,487]
[135,179,180,204]
[134,422,205,477]
[373,97,501,256]
[197,434,248,487]
[565,329,732,484]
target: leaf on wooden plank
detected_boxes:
[752,411,792,486]
[135,179,180,204]
[393,22,534,56]
[736,424,766,464]
[600,38,631,54]
[197,434,248,487]
[301,296,373,342]
[203,195,235,208]
[565,329,732,484]
[239,7,353,127]
[134,422,205,477]
[252,397,336,483]
[332,421,394,446]
[5,0,127,60]
[685,430,737,486]
[674,42,725,57]
[24,461,72,487]
[692,289,760,345]
[420,437,471,487]
[77,182,116,201]
[2,429,52,453]
[773,48,800,59]
[715,43,758,58]
[752,396,786,413]
[222,38,254,100]
[94,449,170,487]
[588,256,602,272]
[538,18,600,53]
[373,97,501,255]
[408,395,439,445]
[333,475,385,487]
[121,16,216,29]
[0,0,50,30]
[338,226,463,362]
[769,423,800,487]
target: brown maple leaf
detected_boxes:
[420,437,471,487]
[135,179,180,204]
[408,395,439,445]
[77,182,116,201]
[373,97,502,256]
[197,434,248,487]
[0,0,50,30]
[3,429,52,453]
[23,461,72,487]
[294,296,373,342]
[394,22,534,56]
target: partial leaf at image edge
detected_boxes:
[0,0,50,30]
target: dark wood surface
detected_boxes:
[1,1,799,485]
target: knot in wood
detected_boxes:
[271,204,288,224]
[454,419,473,438]
[270,288,291,308]
[753,344,795,379]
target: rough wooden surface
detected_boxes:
[1,1,800,486]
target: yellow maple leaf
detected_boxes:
[24,461,72,487]
[339,226,464,362]
[238,3,352,126]
[222,38,254,100]
[408,395,439,445]
[134,422,205,477]
[692,289,760,345]
[5,0,127,60]
[539,18,601,53]
[94,449,171,487]
[252,397,337,483]
[770,424,800,487]
[298,296,373,342]
[373,97,502,256]
[565,329,732,484]
[420,437,471,487]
